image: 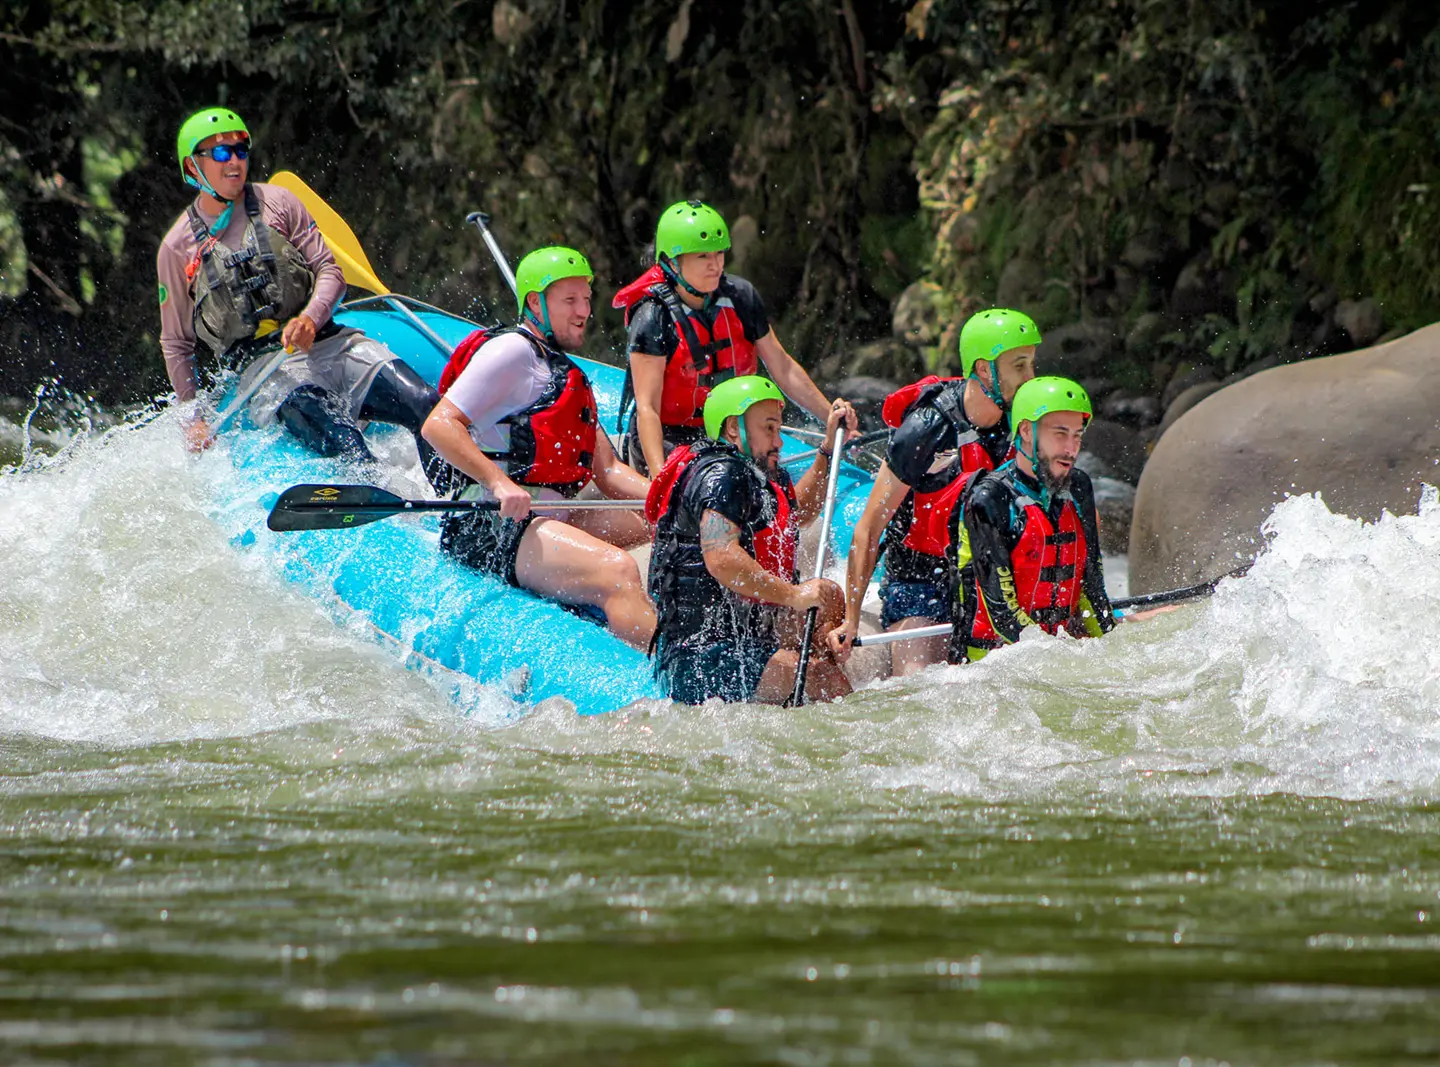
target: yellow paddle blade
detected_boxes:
[269,170,390,296]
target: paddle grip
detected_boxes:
[466,212,518,298]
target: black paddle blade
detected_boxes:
[267,484,407,532]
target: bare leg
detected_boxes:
[514,517,656,650]
[567,507,651,549]
[887,616,949,676]
[761,580,852,704]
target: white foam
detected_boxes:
[0,410,518,746]
[4,408,1438,802]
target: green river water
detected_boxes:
[2,413,1439,1064]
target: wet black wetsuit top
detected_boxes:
[649,443,795,659]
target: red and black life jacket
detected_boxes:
[646,442,798,583]
[881,376,1012,559]
[613,265,759,430]
[442,327,598,494]
[967,478,1089,642]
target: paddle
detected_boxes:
[852,564,1253,648]
[787,425,847,707]
[268,171,453,357]
[211,343,292,434]
[267,483,644,532]
[466,211,519,298]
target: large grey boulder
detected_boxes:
[1128,324,1440,594]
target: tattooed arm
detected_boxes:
[699,509,820,611]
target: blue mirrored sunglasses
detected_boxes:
[195,142,250,163]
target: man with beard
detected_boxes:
[158,108,440,475]
[828,309,1039,675]
[646,377,857,704]
[421,247,656,650]
[947,377,1115,664]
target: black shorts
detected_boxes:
[623,418,705,477]
[657,636,780,705]
[439,508,535,588]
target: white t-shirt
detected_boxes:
[444,328,583,515]
[445,329,553,456]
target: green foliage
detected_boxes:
[0,0,922,401]
[3,0,1440,405]
[909,0,1440,377]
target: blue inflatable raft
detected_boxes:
[206,296,876,717]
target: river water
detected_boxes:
[3,410,1439,1065]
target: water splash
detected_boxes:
[2,409,1438,802]
[511,489,1440,803]
[0,409,518,746]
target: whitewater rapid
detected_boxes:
[2,408,1438,804]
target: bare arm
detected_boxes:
[755,328,830,423]
[700,509,819,611]
[421,398,532,518]
[629,351,669,476]
[591,428,651,500]
[826,463,912,661]
[846,465,911,618]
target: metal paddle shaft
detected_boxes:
[788,426,846,707]
[851,565,1254,648]
[466,212,519,299]
[211,344,291,434]
[267,483,642,532]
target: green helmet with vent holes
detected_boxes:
[703,376,785,440]
[655,200,731,261]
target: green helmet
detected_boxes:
[515,246,593,315]
[1009,376,1092,440]
[176,108,250,182]
[959,308,1041,378]
[703,375,785,440]
[655,200,731,261]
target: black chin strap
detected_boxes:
[658,255,710,302]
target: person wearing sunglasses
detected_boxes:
[156,107,442,485]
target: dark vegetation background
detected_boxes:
[2,0,1438,416]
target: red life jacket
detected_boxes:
[968,484,1089,642]
[613,266,759,428]
[447,329,598,493]
[880,375,962,429]
[881,376,1012,559]
[646,443,798,582]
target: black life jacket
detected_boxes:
[645,440,797,646]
